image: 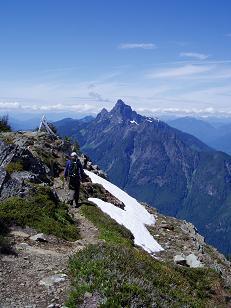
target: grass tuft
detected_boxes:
[0,186,79,241]
[67,243,227,307]
[80,204,134,246]
[5,161,24,174]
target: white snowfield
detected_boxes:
[85,170,163,254]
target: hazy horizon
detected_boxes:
[4,100,231,126]
[0,0,231,118]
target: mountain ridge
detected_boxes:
[168,116,231,154]
[0,130,231,306]
[55,100,231,255]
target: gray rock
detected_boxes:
[174,254,187,266]
[85,292,93,298]
[39,274,67,288]
[0,136,52,200]
[16,242,31,250]
[0,167,7,187]
[186,254,204,268]
[30,233,48,242]
[174,253,203,268]
[10,230,30,239]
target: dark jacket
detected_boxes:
[64,159,85,180]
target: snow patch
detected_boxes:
[145,117,160,123]
[130,120,139,125]
[85,170,163,254]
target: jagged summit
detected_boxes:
[96,107,109,121]
[115,99,126,106]
[96,99,158,125]
[112,99,131,111]
[96,99,151,125]
[110,99,135,120]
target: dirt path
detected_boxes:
[0,179,100,308]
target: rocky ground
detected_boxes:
[0,132,127,308]
[1,203,230,308]
[0,207,100,308]
[147,206,231,288]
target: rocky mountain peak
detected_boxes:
[110,99,134,120]
[95,107,109,122]
[99,107,108,116]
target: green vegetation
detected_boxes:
[0,134,14,144]
[80,204,133,246]
[0,115,11,132]
[64,136,71,143]
[68,204,227,307]
[5,161,24,174]
[67,243,226,307]
[0,186,79,241]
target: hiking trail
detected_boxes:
[0,177,100,308]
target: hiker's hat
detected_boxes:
[70,152,77,157]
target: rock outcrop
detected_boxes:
[0,131,107,202]
[0,134,50,200]
[147,206,231,286]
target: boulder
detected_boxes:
[39,274,67,288]
[30,233,48,242]
[174,254,187,266]
[174,253,204,268]
[159,223,175,231]
[186,254,204,268]
[0,137,52,200]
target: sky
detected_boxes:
[0,0,231,119]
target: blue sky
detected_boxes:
[0,0,231,118]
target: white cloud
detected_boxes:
[1,60,231,119]
[118,43,157,50]
[0,101,100,114]
[180,52,209,60]
[146,64,213,78]
[137,106,217,115]
[0,102,21,109]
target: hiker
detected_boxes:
[64,152,85,207]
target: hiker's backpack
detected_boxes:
[69,160,79,177]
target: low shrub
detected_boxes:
[67,243,226,307]
[0,186,79,241]
[80,204,134,246]
[0,115,11,132]
[5,161,24,174]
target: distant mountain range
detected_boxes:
[168,117,231,154]
[55,100,231,255]
[7,115,95,132]
[9,117,41,131]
